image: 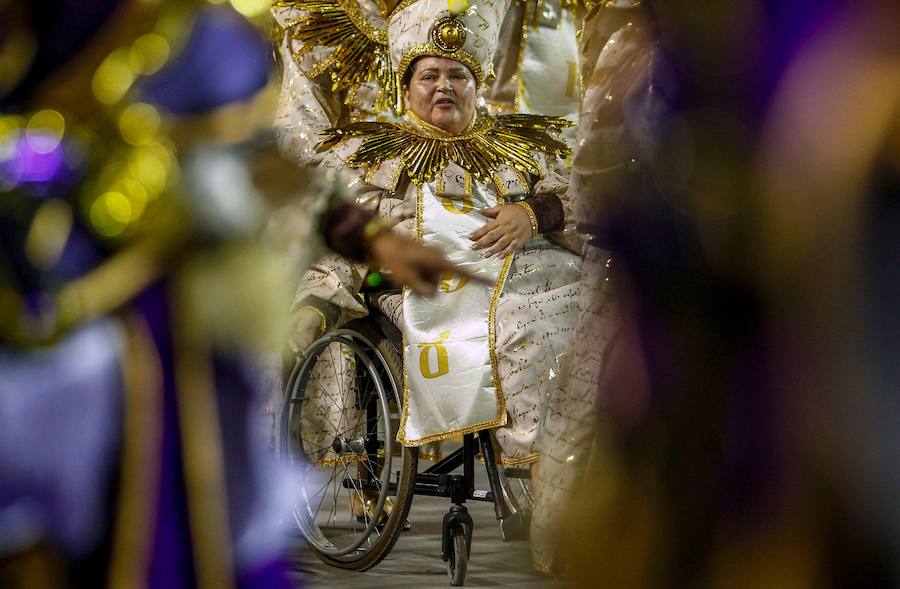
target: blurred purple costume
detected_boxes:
[0,4,299,588]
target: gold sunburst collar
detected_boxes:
[317,112,573,185]
[275,0,402,113]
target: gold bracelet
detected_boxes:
[514,201,539,237]
[362,217,390,246]
[362,217,392,267]
[298,305,327,337]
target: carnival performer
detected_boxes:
[529,0,652,573]
[0,2,467,587]
[291,0,581,472]
[271,0,584,352]
[271,0,585,469]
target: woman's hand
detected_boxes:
[469,205,534,258]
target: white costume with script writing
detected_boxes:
[317,113,581,463]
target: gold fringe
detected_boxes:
[317,113,572,187]
[276,0,402,113]
[500,452,541,466]
[312,454,369,466]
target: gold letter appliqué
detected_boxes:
[417,331,451,379]
[442,197,474,215]
[440,272,470,294]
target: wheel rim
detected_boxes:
[280,330,402,558]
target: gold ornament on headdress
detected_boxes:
[275,0,402,113]
[431,17,466,53]
[395,15,484,87]
[316,113,573,185]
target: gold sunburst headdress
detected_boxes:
[274,0,402,113]
[317,112,572,185]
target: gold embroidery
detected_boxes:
[514,200,539,236]
[431,17,467,53]
[388,158,405,191]
[415,184,424,241]
[492,171,506,196]
[513,167,529,192]
[500,452,541,466]
[491,167,528,196]
[364,164,379,184]
[417,330,451,379]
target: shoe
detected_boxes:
[353,496,411,531]
[499,511,530,542]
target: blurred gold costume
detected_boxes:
[529,0,651,573]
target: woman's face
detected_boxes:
[404,56,476,135]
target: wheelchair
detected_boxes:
[275,288,533,586]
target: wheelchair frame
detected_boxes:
[277,300,530,586]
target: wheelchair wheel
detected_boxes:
[276,320,417,571]
[502,467,535,513]
[447,526,468,586]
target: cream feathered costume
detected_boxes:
[288,0,582,465]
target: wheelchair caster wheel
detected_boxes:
[447,525,468,586]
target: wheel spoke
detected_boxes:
[309,467,338,512]
[278,328,412,563]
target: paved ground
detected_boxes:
[286,468,559,589]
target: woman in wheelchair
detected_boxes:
[276,0,581,580]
